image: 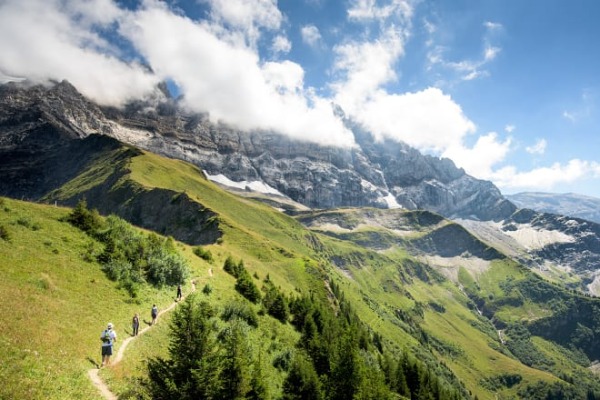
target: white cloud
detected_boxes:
[300,25,322,48]
[272,35,291,54]
[492,160,600,191]
[357,88,477,152]
[348,0,413,22]
[505,124,515,133]
[443,132,511,176]
[484,45,500,61]
[483,21,503,31]
[204,0,282,44]
[330,19,475,153]
[121,3,354,147]
[332,27,405,110]
[0,0,159,106]
[526,138,547,155]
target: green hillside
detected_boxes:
[2,140,600,399]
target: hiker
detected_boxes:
[151,304,158,325]
[132,313,139,336]
[176,283,182,301]
[100,322,117,367]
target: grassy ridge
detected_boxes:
[4,143,600,398]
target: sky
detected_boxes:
[1,0,599,197]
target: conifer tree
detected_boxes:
[282,351,324,400]
[145,294,222,399]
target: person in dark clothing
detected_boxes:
[151,304,158,325]
[132,313,140,336]
[176,283,182,301]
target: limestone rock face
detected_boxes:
[0,80,516,221]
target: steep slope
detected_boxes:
[507,192,600,224]
[459,209,600,295]
[3,137,600,398]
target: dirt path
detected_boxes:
[88,279,198,399]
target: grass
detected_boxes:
[0,198,201,399]
[2,143,599,399]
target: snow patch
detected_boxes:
[381,193,402,209]
[502,223,576,250]
[204,171,284,196]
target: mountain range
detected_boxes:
[3,79,600,399]
[507,192,600,224]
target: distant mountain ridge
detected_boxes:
[507,192,600,224]
[0,80,515,221]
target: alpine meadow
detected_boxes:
[2,1,600,400]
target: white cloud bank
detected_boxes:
[1,0,598,195]
[0,0,159,106]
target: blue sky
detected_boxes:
[1,0,599,197]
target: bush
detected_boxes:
[0,224,11,242]
[66,199,103,233]
[202,283,213,295]
[235,273,262,303]
[147,252,189,287]
[193,246,214,263]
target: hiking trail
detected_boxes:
[88,277,200,399]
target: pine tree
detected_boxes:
[218,320,253,399]
[282,351,324,400]
[144,294,223,399]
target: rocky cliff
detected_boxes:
[0,80,515,221]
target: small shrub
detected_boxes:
[16,217,31,228]
[202,283,213,295]
[0,224,11,242]
[66,198,103,233]
[193,246,214,263]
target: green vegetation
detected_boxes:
[194,245,214,263]
[66,199,189,296]
[5,142,600,400]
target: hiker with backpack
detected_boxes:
[100,322,117,367]
[151,304,158,325]
[176,283,182,301]
[132,313,140,336]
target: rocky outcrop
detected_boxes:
[0,80,516,221]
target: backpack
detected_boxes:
[101,330,112,344]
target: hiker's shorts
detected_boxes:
[102,345,113,356]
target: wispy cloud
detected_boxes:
[300,25,322,48]
[272,35,291,54]
[122,3,353,147]
[562,89,595,123]
[427,20,503,83]
[525,139,547,155]
[347,0,414,22]
[203,0,282,46]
